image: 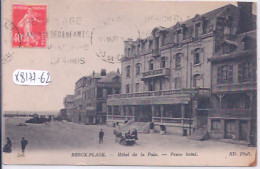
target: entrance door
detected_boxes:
[239,121,248,140]
[225,120,236,139]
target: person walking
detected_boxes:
[3,137,12,153]
[21,137,28,154]
[99,129,104,144]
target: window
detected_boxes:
[132,46,136,55]
[136,63,141,75]
[102,89,107,98]
[193,74,201,88]
[141,42,145,52]
[217,65,233,84]
[176,29,181,45]
[148,81,154,91]
[195,22,200,40]
[149,59,154,70]
[159,79,163,90]
[175,53,181,68]
[174,77,182,89]
[211,120,220,130]
[160,57,166,68]
[149,40,153,49]
[102,103,106,113]
[114,88,120,94]
[135,83,140,92]
[238,62,255,82]
[244,39,255,50]
[137,44,140,55]
[194,48,201,65]
[223,44,231,54]
[127,48,130,57]
[155,37,159,49]
[126,65,131,78]
[126,84,130,93]
[97,103,102,111]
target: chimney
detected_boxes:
[237,2,253,33]
[101,69,106,76]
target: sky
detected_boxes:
[2,0,256,112]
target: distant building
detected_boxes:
[60,95,75,121]
[106,2,256,138]
[72,69,121,124]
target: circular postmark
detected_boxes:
[4,19,22,48]
[90,16,140,64]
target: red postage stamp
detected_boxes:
[12,4,47,48]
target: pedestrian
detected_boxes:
[99,129,104,144]
[21,137,28,154]
[3,137,12,153]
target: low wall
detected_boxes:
[154,124,193,136]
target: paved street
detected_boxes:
[3,117,256,166]
[3,117,253,153]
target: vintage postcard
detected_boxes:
[1,0,257,166]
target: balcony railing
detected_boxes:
[153,116,193,127]
[142,68,170,80]
[107,88,210,99]
[152,48,160,57]
[107,115,134,121]
[207,109,251,118]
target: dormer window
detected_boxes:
[137,44,140,55]
[195,22,201,40]
[149,40,153,50]
[176,29,182,44]
[141,41,145,52]
[223,44,231,54]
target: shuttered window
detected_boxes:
[238,62,256,83]
[217,65,233,84]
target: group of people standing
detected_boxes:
[3,137,28,154]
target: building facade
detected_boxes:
[208,30,256,143]
[60,95,74,121]
[72,70,121,124]
[107,2,256,136]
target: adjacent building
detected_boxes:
[107,2,256,138]
[208,2,256,144]
[71,69,121,124]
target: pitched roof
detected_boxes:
[98,71,121,83]
[65,95,74,102]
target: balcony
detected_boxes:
[152,48,160,58]
[141,68,170,80]
[152,116,193,128]
[106,115,134,122]
[207,109,251,119]
[107,88,210,105]
[108,88,209,99]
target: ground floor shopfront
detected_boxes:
[70,110,107,124]
[106,88,210,135]
[207,90,256,145]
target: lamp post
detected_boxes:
[189,63,192,135]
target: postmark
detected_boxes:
[12,4,47,48]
